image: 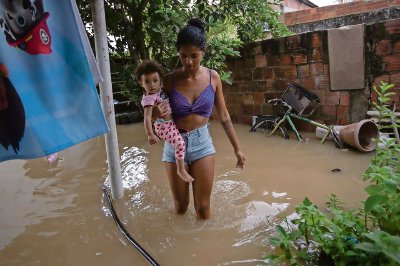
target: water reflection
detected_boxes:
[271,191,288,198]
[0,159,77,250]
[120,146,149,189]
[240,201,289,232]
[219,258,269,265]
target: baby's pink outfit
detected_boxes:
[141,91,185,160]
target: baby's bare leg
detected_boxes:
[176,159,194,182]
[155,122,194,182]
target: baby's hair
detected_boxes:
[135,60,163,81]
[176,18,206,51]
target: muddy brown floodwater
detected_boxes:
[0,122,372,266]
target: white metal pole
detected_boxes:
[91,0,124,199]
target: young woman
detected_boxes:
[158,18,245,219]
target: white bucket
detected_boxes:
[315,125,343,140]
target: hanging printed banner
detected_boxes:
[0,0,109,162]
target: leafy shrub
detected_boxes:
[266,82,400,266]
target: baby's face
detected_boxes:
[140,72,161,95]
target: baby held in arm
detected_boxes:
[136,60,194,183]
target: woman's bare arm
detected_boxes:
[212,70,246,169]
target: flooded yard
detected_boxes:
[0,122,372,266]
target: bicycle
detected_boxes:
[250,98,343,148]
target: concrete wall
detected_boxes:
[220,19,400,130]
[283,0,314,13]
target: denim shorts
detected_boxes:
[162,123,216,165]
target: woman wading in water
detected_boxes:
[158,18,245,219]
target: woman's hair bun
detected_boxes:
[176,17,207,50]
[188,18,205,34]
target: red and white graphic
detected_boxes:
[0,0,52,54]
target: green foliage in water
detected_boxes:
[265,82,400,266]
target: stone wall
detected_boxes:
[221,18,400,129]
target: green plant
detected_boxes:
[266,82,400,265]
[356,82,400,265]
[115,62,143,109]
[266,196,369,265]
[202,20,242,85]
[356,231,400,264]
[76,0,291,102]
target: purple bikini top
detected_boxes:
[169,69,215,120]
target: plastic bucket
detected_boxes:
[315,125,343,140]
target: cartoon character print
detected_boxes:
[0,64,25,153]
[159,91,168,101]
[159,90,171,108]
[0,0,51,54]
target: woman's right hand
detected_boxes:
[154,100,169,117]
[235,150,246,170]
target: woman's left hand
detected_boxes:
[235,150,246,170]
[154,100,169,117]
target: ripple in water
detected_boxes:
[239,201,289,233]
[104,146,149,190]
[105,158,292,256]
[120,147,149,189]
[271,191,287,198]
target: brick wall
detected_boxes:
[221,18,400,129]
[368,19,400,108]
[285,0,400,26]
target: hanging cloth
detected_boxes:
[0,0,109,162]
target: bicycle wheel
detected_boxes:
[250,118,290,139]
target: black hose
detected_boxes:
[102,187,160,266]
